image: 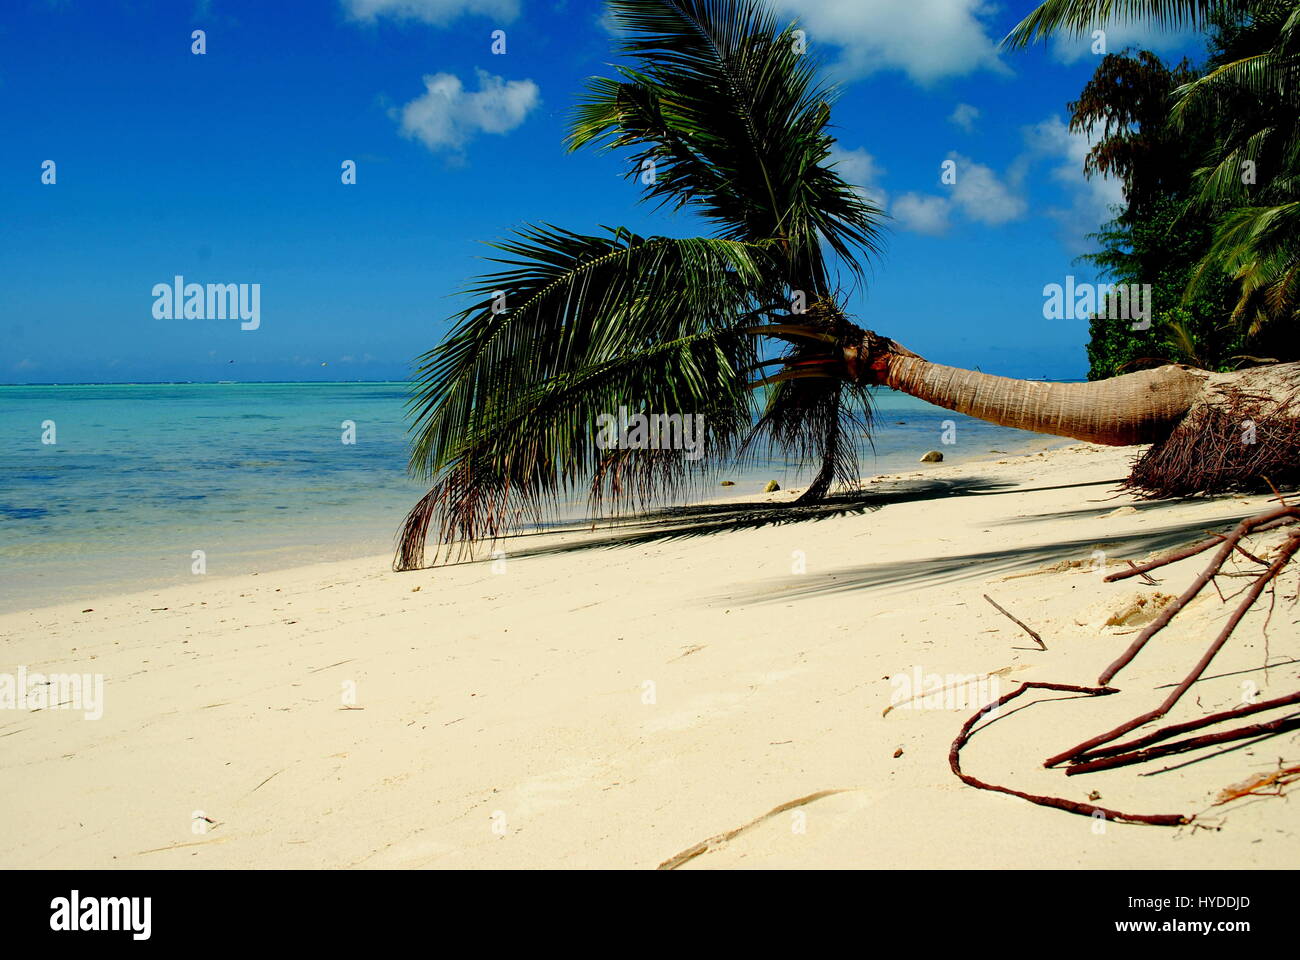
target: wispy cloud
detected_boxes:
[881,152,1026,235]
[342,0,518,26]
[892,193,952,235]
[948,153,1027,225]
[393,69,539,154]
[949,102,980,133]
[828,146,889,209]
[1023,115,1125,252]
[1047,18,1199,64]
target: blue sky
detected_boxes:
[0,0,1206,384]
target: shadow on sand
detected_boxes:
[425,471,1255,607]
[711,511,1257,606]
[457,474,1020,562]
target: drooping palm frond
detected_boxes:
[406,224,776,479]
[397,224,786,568]
[746,376,872,500]
[735,291,874,500]
[1188,201,1300,330]
[1004,0,1252,49]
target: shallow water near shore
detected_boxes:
[0,381,1062,611]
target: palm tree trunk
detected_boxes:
[836,329,1300,497]
[877,354,1206,445]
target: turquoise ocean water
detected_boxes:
[0,382,1059,611]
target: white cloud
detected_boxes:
[885,153,1025,235]
[777,0,1007,83]
[828,146,888,209]
[881,121,1122,247]
[949,102,980,132]
[892,193,952,235]
[828,121,1122,247]
[948,152,1027,225]
[394,69,539,153]
[342,0,518,25]
[1023,116,1125,252]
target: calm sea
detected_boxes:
[0,382,1058,611]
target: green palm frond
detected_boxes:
[406,224,775,480]
[1173,52,1294,118]
[1185,121,1283,207]
[1004,0,1250,49]
[397,224,785,567]
[1187,201,1300,330]
[567,0,883,281]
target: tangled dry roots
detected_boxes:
[1126,382,1300,499]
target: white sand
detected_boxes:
[2,443,1297,868]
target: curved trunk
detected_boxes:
[878,355,1207,445]
[832,328,1300,497]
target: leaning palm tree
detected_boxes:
[396,0,1300,570]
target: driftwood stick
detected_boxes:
[982,594,1046,650]
[1103,536,1222,582]
[1066,688,1300,764]
[1045,524,1300,768]
[1103,510,1296,583]
[1234,543,1271,567]
[1127,560,1160,585]
[1064,712,1300,776]
[948,681,1188,826]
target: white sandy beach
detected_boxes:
[2,442,1297,869]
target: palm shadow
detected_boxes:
[443,474,1133,566]
[713,512,1258,605]
[453,474,1021,564]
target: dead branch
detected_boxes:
[1046,525,1300,768]
[948,681,1187,826]
[1104,509,1296,583]
[949,505,1300,826]
[1063,689,1300,765]
[1064,713,1300,776]
[983,594,1046,650]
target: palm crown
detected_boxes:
[397,0,885,570]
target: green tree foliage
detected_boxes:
[1083,198,1246,379]
[1014,0,1300,378]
